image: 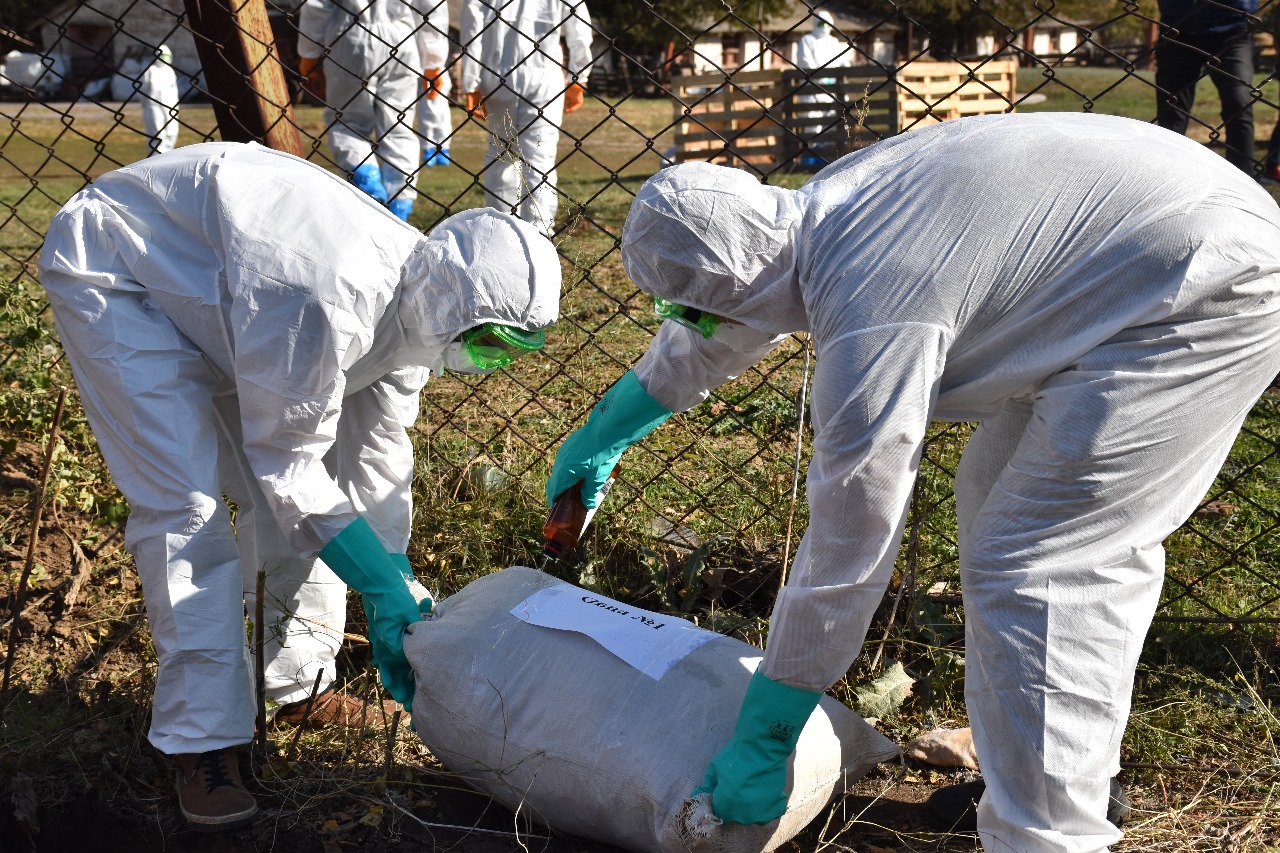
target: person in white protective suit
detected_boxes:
[415,6,454,167]
[545,112,1280,853]
[37,142,561,832]
[796,10,845,71]
[795,11,846,167]
[460,0,595,237]
[297,0,440,222]
[139,44,180,155]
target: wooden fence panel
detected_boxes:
[672,59,1017,170]
[672,70,783,167]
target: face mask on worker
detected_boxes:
[654,297,763,353]
[441,322,546,374]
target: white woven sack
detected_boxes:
[405,566,900,852]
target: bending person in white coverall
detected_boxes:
[139,44,179,155]
[38,142,561,833]
[546,112,1280,853]
[460,0,595,236]
[297,0,441,222]
[416,7,454,167]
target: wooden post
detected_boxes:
[183,0,304,156]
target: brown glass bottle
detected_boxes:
[541,477,613,561]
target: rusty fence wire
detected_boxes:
[2,0,1279,631]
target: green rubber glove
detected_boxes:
[319,519,425,710]
[694,670,824,825]
[546,369,672,508]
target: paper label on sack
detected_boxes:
[511,586,716,680]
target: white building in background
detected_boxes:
[975,19,1086,64]
[32,0,199,99]
[1034,27,1080,55]
[681,3,898,76]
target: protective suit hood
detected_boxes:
[621,162,807,335]
[400,208,561,371]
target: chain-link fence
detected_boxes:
[2,0,1279,635]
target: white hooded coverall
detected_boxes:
[37,143,561,754]
[139,46,180,155]
[297,0,440,204]
[796,12,845,72]
[415,8,454,154]
[460,0,595,235]
[621,113,1280,853]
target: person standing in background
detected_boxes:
[1265,120,1280,182]
[416,1,454,168]
[796,10,845,73]
[794,10,847,167]
[1267,11,1280,183]
[460,0,595,237]
[297,0,432,222]
[139,44,180,156]
[1155,0,1260,176]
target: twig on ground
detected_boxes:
[871,479,922,673]
[59,525,94,612]
[254,568,267,765]
[2,385,67,697]
[385,794,551,841]
[285,668,326,763]
[383,707,402,779]
[780,334,812,589]
[1122,761,1260,779]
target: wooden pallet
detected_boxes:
[895,59,1019,130]
[672,58,1017,169]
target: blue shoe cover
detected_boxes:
[352,163,389,203]
[389,199,414,222]
[428,148,451,167]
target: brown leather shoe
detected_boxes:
[275,687,400,729]
[174,748,258,832]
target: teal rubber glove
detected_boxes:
[319,518,425,710]
[546,369,672,509]
[694,670,824,825]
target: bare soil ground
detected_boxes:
[0,438,954,853]
[3,435,1277,853]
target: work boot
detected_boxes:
[275,686,400,730]
[174,748,258,832]
[924,776,1131,833]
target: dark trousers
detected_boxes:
[1268,112,1280,171]
[1155,28,1256,174]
